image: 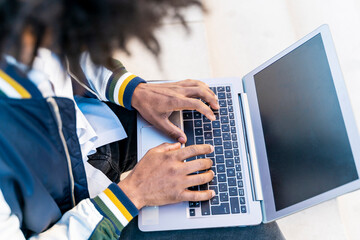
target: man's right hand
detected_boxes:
[117,143,215,210]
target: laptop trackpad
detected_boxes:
[139,125,177,226]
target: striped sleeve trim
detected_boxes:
[106,71,146,110]
[90,183,138,234]
[0,69,31,99]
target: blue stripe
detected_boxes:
[108,183,139,217]
[122,77,146,110]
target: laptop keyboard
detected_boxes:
[183,85,247,217]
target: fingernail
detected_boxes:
[210,145,214,152]
[210,114,216,121]
[211,170,215,176]
[215,95,218,100]
[211,190,216,197]
[178,136,186,143]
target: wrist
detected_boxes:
[117,179,145,210]
[131,82,146,111]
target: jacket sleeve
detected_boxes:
[0,183,138,240]
[80,53,146,110]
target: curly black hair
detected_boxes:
[0,0,202,68]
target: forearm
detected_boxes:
[0,184,138,240]
[80,52,145,110]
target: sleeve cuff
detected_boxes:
[105,70,146,110]
[90,183,139,233]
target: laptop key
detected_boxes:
[233,141,238,148]
[217,86,225,92]
[189,201,200,208]
[220,108,228,115]
[196,137,204,144]
[228,106,233,112]
[234,157,240,163]
[230,197,240,214]
[215,146,223,155]
[217,164,225,173]
[238,180,243,188]
[205,140,213,146]
[213,129,221,137]
[230,120,235,126]
[210,87,216,94]
[224,141,232,149]
[226,168,235,177]
[232,133,237,141]
[216,155,224,163]
[201,200,211,216]
[211,203,230,215]
[229,113,234,119]
[234,149,239,156]
[194,111,202,119]
[203,115,211,123]
[229,187,238,196]
[235,164,241,171]
[225,86,231,92]
[238,188,244,196]
[218,174,226,182]
[226,93,231,99]
[194,120,202,128]
[211,167,216,175]
[239,197,246,205]
[204,132,213,140]
[220,193,229,202]
[212,121,220,128]
[219,100,227,107]
[223,133,231,141]
[209,186,218,195]
[204,123,212,131]
[225,150,233,159]
[241,206,247,213]
[218,92,226,99]
[211,196,220,205]
[219,183,228,192]
[214,137,222,146]
[220,116,229,124]
[236,172,242,179]
[184,121,194,146]
[227,99,233,105]
[190,208,196,216]
[226,159,235,168]
[209,176,217,185]
[228,177,236,186]
[195,128,203,136]
[183,111,193,120]
[221,124,230,132]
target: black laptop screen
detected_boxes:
[253,34,358,211]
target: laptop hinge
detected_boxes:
[239,93,264,201]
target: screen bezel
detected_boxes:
[243,24,360,222]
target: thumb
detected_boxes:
[157,118,187,144]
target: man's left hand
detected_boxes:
[131,79,219,143]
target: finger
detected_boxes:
[175,144,214,161]
[179,98,216,121]
[183,158,213,174]
[180,87,219,110]
[185,170,214,187]
[180,189,215,202]
[156,118,187,143]
[154,142,181,152]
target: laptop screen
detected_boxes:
[253,33,359,211]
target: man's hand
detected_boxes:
[117,143,215,209]
[132,79,220,143]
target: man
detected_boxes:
[0,0,284,239]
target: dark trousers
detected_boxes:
[88,103,285,240]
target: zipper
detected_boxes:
[47,97,76,207]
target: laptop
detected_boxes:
[136,24,360,231]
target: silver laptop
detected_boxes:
[136,25,360,231]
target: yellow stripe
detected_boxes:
[103,188,133,222]
[117,74,136,107]
[0,70,31,98]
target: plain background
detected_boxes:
[115,1,360,239]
